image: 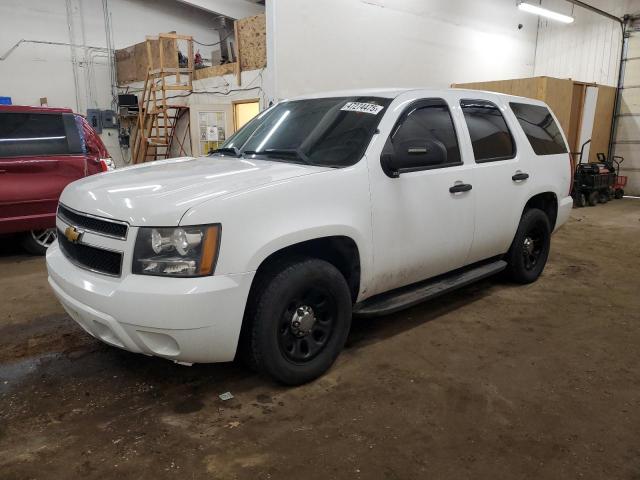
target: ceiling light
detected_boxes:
[518,2,575,23]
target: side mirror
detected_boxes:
[381,139,447,177]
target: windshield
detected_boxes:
[218,96,392,167]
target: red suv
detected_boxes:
[0,105,113,255]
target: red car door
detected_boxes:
[0,109,86,235]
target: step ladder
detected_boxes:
[132,33,194,164]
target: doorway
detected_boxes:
[233,100,260,131]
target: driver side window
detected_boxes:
[385,101,462,172]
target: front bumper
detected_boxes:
[46,242,255,364]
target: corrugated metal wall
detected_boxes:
[534,0,624,87]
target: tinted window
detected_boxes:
[221,96,391,167]
[387,102,461,167]
[460,99,515,162]
[510,102,568,155]
[0,113,73,158]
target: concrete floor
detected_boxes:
[1,199,639,479]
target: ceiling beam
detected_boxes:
[176,0,264,19]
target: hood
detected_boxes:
[60,156,331,226]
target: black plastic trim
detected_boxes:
[381,98,464,177]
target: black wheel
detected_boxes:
[615,189,624,199]
[21,228,57,255]
[241,257,352,385]
[587,191,599,206]
[599,192,609,203]
[573,193,586,208]
[506,208,551,284]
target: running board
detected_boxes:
[353,260,507,317]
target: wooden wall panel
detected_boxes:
[590,85,616,162]
[194,62,237,80]
[237,14,266,71]
[115,45,137,84]
[116,38,178,85]
[540,77,574,137]
[453,77,573,135]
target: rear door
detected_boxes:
[456,95,531,264]
[0,112,86,234]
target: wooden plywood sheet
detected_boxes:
[237,14,266,71]
[589,85,616,162]
[194,63,237,80]
[539,77,574,136]
[115,45,137,84]
[453,76,574,135]
[452,77,548,101]
[116,37,178,85]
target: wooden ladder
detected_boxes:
[132,33,194,164]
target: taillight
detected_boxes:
[100,157,115,171]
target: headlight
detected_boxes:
[132,225,221,277]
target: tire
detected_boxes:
[241,257,352,385]
[599,192,609,203]
[506,208,551,284]
[573,193,586,208]
[587,191,599,206]
[21,228,57,255]
[615,189,624,199]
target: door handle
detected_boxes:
[449,183,472,193]
[512,172,529,181]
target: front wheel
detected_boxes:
[241,257,352,385]
[21,228,57,255]
[506,209,551,284]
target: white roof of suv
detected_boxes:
[289,88,542,105]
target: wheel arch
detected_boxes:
[249,234,362,304]
[523,191,558,230]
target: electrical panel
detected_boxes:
[102,110,117,129]
[86,109,102,134]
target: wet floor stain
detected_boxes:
[0,352,59,394]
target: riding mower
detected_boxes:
[571,139,627,208]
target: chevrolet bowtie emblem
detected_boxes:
[64,226,82,243]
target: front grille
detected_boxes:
[58,229,123,276]
[58,204,128,239]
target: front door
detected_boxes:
[367,98,475,296]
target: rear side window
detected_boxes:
[460,99,515,162]
[0,112,81,158]
[509,102,568,155]
[387,101,461,168]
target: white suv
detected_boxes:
[46,89,573,384]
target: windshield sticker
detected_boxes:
[340,102,384,115]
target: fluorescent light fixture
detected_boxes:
[518,2,574,23]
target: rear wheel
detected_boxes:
[506,209,551,284]
[587,191,599,206]
[599,192,609,203]
[241,257,352,385]
[615,189,624,199]
[573,193,586,208]
[21,228,57,255]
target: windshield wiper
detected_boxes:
[242,148,313,165]
[211,146,241,157]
